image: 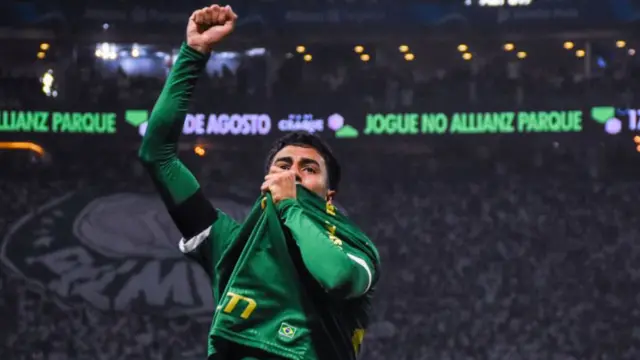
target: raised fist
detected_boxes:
[186,5,237,54]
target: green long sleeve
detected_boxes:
[138,43,209,204]
[276,199,374,299]
[138,43,217,239]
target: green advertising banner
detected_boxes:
[0,111,118,134]
[0,106,636,139]
[359,106,640,137]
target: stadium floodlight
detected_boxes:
[95,42,117,60]
[194,146,206,156]
[246,48,266,56]
[131,43,141,58]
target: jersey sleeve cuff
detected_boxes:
[345,253,374,295]
[168,189,218,239]
[180,42,212,63]
[178,226,212,253]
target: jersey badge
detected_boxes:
[278,322,298,339]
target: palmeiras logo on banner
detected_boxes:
[0,191,251,320]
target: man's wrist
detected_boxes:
[183,42,212,57]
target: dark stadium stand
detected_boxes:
[2,143,640,359]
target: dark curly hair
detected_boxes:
[264,131,341,191]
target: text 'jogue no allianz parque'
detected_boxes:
[363,110,583,135]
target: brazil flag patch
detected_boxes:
[278,322,297,339]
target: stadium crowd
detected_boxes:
[1,139,640,359]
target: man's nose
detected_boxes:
[292,168,303,183]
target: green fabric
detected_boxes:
[208,186,380,360]
[138,43,209,205]
[276,197,376,299]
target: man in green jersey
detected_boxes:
[138,4,380,359]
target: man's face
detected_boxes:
[269,145,335,201]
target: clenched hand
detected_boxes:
[186,4,237,54]
[261,166,297,204]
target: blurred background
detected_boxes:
[2,0,640,359]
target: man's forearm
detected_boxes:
[138,43,209,168]
[276,199,372,298]
[138,43,209,204]
[138,43,216,238]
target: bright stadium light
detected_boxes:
[504,43,515,51]
[194,146,206,156]
[246,48,266,56]
[40,43,50,51]
[41,71,53,87]
[462,52,472,60]
[399,45,409,53]
[404,53,415,61]
[517,51,527,59]
[37,51,45,59]
[563,41,574,50]
[354,45,364,53]
[458,44,468,52]
[303,54,312,62]
[616,40,626,48]
[40,70,54,96]
[576,49,586,58]
[96,43,106,58]
[131,43,142,58]
[95,43,117,60]
[296,45,306,53]
[360,53,370,62]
